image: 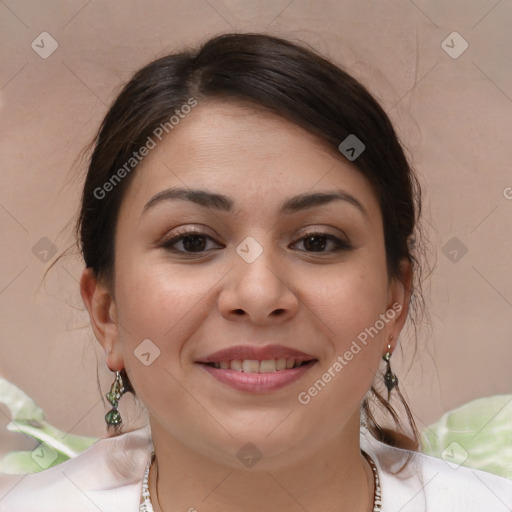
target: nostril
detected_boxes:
[234,309,245,315]
[272,308,286,316]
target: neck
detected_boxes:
[148,413,374,512]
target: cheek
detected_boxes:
[305,258,390,344]
[296,256,390,397]
[112,259,222,417]
[295,269,389,431]
[114,257,223,350]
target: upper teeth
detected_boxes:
[211,358,306,372]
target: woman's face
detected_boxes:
[85,100,410,469]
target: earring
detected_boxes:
[383,336,398,401]
[105,370,126,427]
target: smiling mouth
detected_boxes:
[201,358,317,373]
[197,357,318,393]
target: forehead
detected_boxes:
[121,100,381,220]
[143,99,336,175]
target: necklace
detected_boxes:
[140,449,382,512]
[362,450,383,512]
[140,451,155,511]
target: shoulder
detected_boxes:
[361,432,512,512]
[0,424,153,512]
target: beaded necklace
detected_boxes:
[139,450,382,512]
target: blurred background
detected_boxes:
[1,0,511,492]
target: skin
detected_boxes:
[80,100,412,512]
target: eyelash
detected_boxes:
[159,229,352,255]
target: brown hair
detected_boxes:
[64,33,424,449]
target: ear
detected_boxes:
[385,258,413,354]
[80,267,124,372]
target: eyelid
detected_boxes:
[293,225,350,241]
[159,225,217,243]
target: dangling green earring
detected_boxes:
[105,370,126,427]
[383,336,398,401]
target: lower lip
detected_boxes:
[197,361,317,393]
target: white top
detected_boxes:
[1,424,511,511]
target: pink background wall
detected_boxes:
[1,0,511,492]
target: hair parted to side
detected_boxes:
[67,32,424,449]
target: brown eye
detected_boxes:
[292,233,352,253]
[160,231,223,254]
[181,235,207,252]
[304,235,327,252]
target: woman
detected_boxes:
[3,33,511,512]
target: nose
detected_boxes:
[217,245,300,325]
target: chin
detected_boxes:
[200,423,314,471]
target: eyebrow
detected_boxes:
[142,187,367,217]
